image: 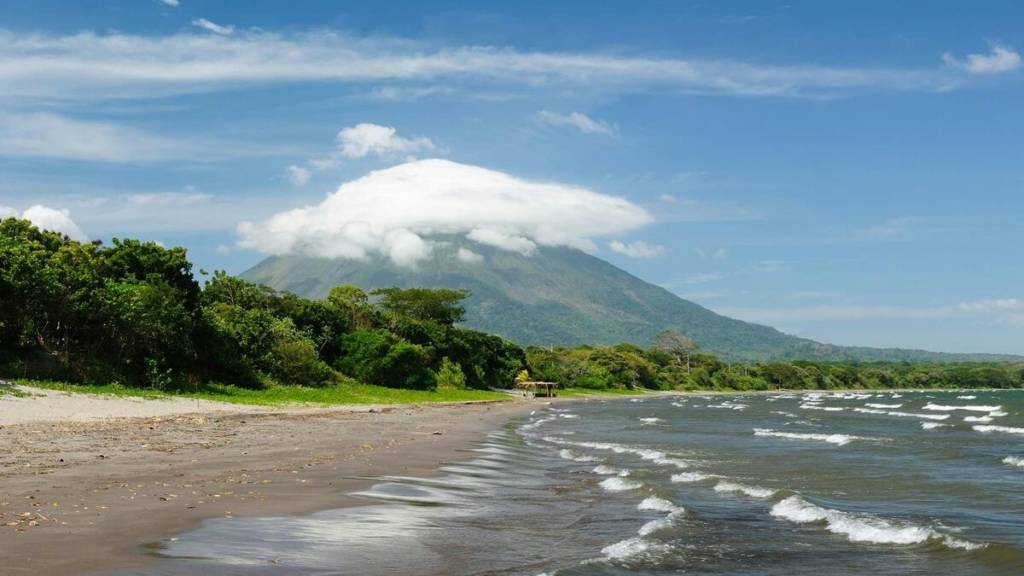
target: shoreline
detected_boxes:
[0,395,537,576]
[2,385,1012,574]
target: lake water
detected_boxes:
[138,390,1024,575]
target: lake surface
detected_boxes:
[137,390,1024,575]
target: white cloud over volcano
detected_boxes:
[237,159,651,266]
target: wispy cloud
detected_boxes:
[536,111,616,136]
[191,18,234,36]
[285,123,436,186]
[609,240,664,258]
[663,272,722,287]
[716,298,1024,325]
[126,191,211,206]
[0,112,186,162]
[0,111,283,163]
[286,164,311,186]
[943,44,1022,75]
[0,30,973,102]
[159,0,180,6]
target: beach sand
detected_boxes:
[0,385,534,575]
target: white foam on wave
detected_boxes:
[558,413,579,419]
[865,403,902,409]
[671,471,717,483]
[957,395,977,400]
[519,416,556,432]
[753,428,867,446]
[973,425,1024,435]
[639,417,661,424]
[924,403,1002,413]
[713,481,776,499]
[1003,456,1024,468]
[600,477,642,492]
[593,464,630,476]
[638,496,683,513]
[559,449,600,463]
[921,422,948,430]
[854,408,949,421]
[548,437,691,469]
[964,415,993,423]
[770,495,983,550]
[800,403,845,412]
[636,498,686,536]
[707,403,747,410]
[601,536,671,561]
[829,393,873,400]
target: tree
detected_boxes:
[372,287,470,326]
[435,357,466,389]
[327,284,375,330]
[653,330,699,372]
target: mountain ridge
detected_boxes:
[241,242,1021,363]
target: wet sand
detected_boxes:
[0,394,535,575]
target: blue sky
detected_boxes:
[2,0,1022,354]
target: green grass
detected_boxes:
[14,379,508,407]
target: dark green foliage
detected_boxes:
[0,219,526,391]
[336,329,435,389]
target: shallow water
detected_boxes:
[131,390,1024,575]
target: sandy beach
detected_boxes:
[0,385,535,575]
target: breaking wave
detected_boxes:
[713,481,776,499]
[1003,456,1024,468]
[973,425,1024,435]
[753,428,869,446]
[770,496,983,550]
[600,477,642,492]
[924,403,1002,413]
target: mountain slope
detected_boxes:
[241,243,1019,362]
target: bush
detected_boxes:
[435,357,466,389]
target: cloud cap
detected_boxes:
[238,158,651,265]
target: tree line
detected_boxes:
[2,218,1020,393]
[526,334,1024,391]
[0,218,524,390]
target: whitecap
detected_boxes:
[638,496,683,513]
[1003,456,1024,468]
[559,449,600,463]
[707,403,747,410]
[639,417,661,424]
[548,437,690,469]
[963,415,993,423]
[957,395,977,400]
[924,403,1002,413]
[713,481,776,499]
[593,464,630,477]
[800,403,845,412]
[601,536,670,561]
[671,472,717,483]
[770,495,983,550]
[973,425,1024,435]
[600,477,642,492]
[865,403,902,409]
[753,428,868,446]
[921,422,948,430]
[854,408,949,421]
